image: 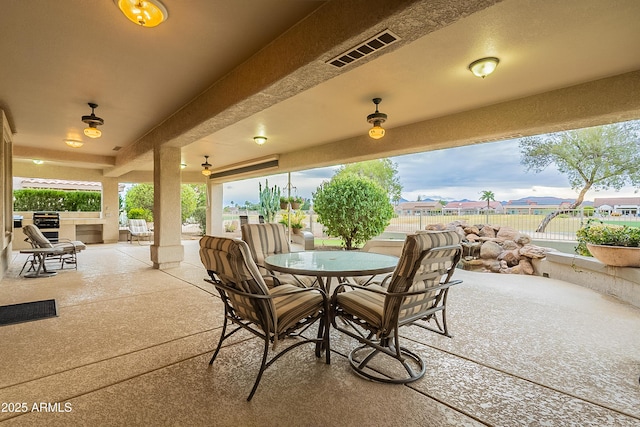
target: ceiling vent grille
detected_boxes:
[326,30,400,69]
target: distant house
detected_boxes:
[502,198,583,214]
[395,201,442,216]
[594,197,640,216]
[443,201,504,215]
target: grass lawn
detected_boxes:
[599,219,640,227]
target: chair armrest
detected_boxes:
[332,279,462,299]
[205,278,328,300]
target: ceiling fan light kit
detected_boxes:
[115,0,168,28]
[201,155,213,176]
[367,97,387,140]
[82,103,104,139]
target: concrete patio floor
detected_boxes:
[1,240,639,426]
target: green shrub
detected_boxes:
[13,189,101,211]
[127,208,152,222]
[192,206,207,235]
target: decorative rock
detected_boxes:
[480,241,502,259]
[478,225,496,238]
[498,249,520,267]
[515,234,532,245]
[463,226,480,235]
[519,258,534,275]
[425,223,446,231]
[502,240,519,250]
[466,233,480,241]
[496,226,519,241]
[519,244,549,259]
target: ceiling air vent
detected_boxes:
[327,30,400,69]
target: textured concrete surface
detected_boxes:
[0,241,639,426]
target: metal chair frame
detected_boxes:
[203,255,330,401]
[332,241,462,384]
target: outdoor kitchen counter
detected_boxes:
[12,215,107,250]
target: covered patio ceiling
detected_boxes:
[2,0,640,183]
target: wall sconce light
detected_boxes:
[254,136,267,145]
[114,0,168,28]
[468,57,500,78]
[201,155,212,176]
[367,98,387,140]
[65,139,84,148]
[33,159,44,165]
[82,103,104,138]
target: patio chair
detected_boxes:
[127,219,153,244]
[199,235,330,401]
[241,223,314,288]
[331,230,462,384]
[21,224,86,273]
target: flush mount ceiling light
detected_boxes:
[254,136,267,145]
[468,57,500,78]
[82,103,104,139]
[65,139,83,148]
[180,163,187,169]
[367,98,387,140]
[115,0,168,28]
[201,155,212,176]
[33,159,44,165]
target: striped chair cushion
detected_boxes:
[382,231,461,332]
[199,236,275,328]
[335,284,386,329]
[241,223,290,269]
[241,223,314,288]
[270,284,323,334]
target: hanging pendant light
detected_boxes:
[367,98,387,140]
[201,155,212,176]
[115,0,169,28]
[82,103,104,139]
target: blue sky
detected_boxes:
[222,138,639,205]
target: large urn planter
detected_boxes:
[586,244,640,268]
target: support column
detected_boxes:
[207,181,223,236]
[101,177,120,243]
[150,146,184,269]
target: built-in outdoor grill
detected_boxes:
[33,211,60,242]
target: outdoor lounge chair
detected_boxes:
[241,223,314,288]
[199,235,330,401]
[331,230,462,383]
[127,219,153,244]
[21,224,86,273]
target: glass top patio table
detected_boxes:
[264,251,399,291]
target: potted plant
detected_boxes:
[576,220,640,267]
[290,196,304,210]
[279,196,289,210]
[279,210,306,234]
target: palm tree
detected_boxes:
[479,190,495,224]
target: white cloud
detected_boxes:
[222,138,639,205]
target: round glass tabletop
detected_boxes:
[265,251,398,277]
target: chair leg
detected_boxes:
[247,336,270,402]
[209,317,229,365]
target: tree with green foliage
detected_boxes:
[520,121,640,231]
[124,183,202,223]
[335,158,402,203]
[258,179,281,223]
[125,184,154,219]
[313,175,394,250]
[479,190,495,224]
